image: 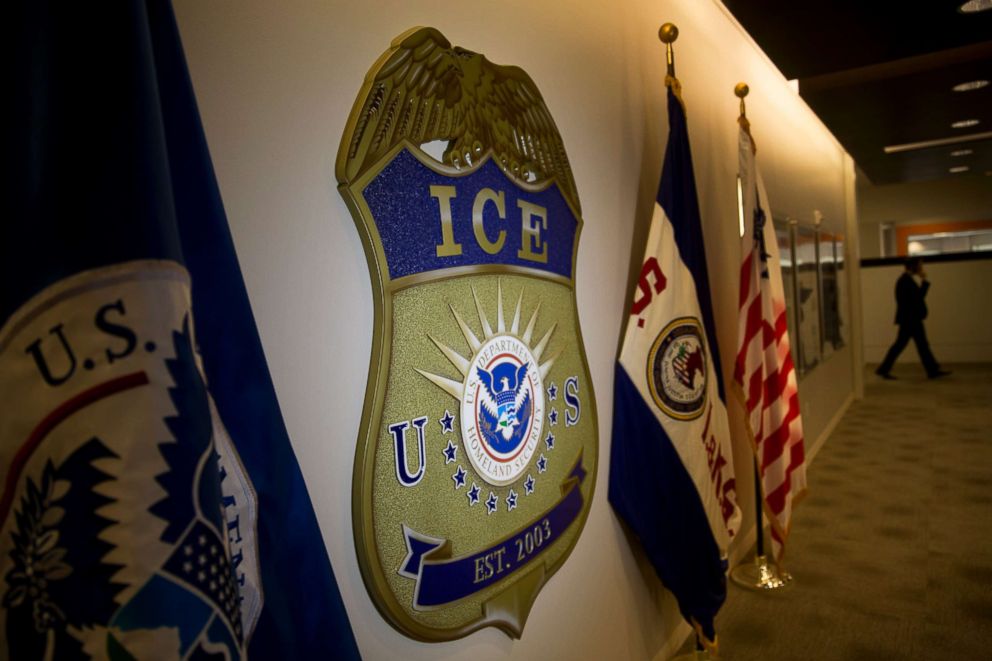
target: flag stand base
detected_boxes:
[730,554,793,591]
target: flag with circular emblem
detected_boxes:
[2,2,358,658]
[609,80,742,647]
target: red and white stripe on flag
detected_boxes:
[733,125,807,564]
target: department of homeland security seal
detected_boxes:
[647,317,708,420]
[337,27,598,641]
[425,289,549,488]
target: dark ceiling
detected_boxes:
[722,0,992,185]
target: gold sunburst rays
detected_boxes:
[416,281,559,401]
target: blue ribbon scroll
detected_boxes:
[399,455,587,610]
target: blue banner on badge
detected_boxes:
[400,456,586,609]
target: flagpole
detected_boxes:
[729,82,793,593]
[752,461,765,559]
[659,22,678,76]
[658,23,686,106]
[661,22,723,661]
[735,82,755,152]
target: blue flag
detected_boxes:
[2,2,359,658]
[609,86,741,647]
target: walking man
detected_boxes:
[875,257,950,379]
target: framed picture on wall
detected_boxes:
[774,217,801,374]
[794,223,820,375]
[833,234,848,347]
[818,229,844,356]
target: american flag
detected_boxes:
[733,121,807,564]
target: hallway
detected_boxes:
[698,364,992,659]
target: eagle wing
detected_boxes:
[475,367,500,419]
[336,27,579,211]
[513,362,530,412]
[516,389,532,426]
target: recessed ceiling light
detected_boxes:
[958,0,992,12]
[952,80,989,92]
[951,119,980,129]
[951,149,974,156]
[949,165,970,173]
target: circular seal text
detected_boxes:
[461,335,545,486]
[647,317,707,420]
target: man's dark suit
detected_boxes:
[877,272,940,376]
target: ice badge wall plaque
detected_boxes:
[336,27,598,641]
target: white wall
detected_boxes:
[173,0,857,658]
[862,260,992,365]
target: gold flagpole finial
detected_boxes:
[734,82,749,118]
[658,23,679,78]
[658,23,683,104]
[735,82,755,153]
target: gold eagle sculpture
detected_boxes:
[336,27,579,211]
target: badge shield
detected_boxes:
[337,27,598,641]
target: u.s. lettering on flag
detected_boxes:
[2,3,359,658]
[733,119,808,564]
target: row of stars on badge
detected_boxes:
[451,457,550,514]
[441,413,556,513]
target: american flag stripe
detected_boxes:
[763,362,787,402]
[761,395,801,471]
[766,444,805,526]
[740,297,764,349]
[747,369,763,412]
[734,125,807,565]
[738,254,756,307]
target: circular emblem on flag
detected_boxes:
[462,334,545,486]
[647,317,707,420]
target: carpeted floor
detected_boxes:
[679,363,992,660]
